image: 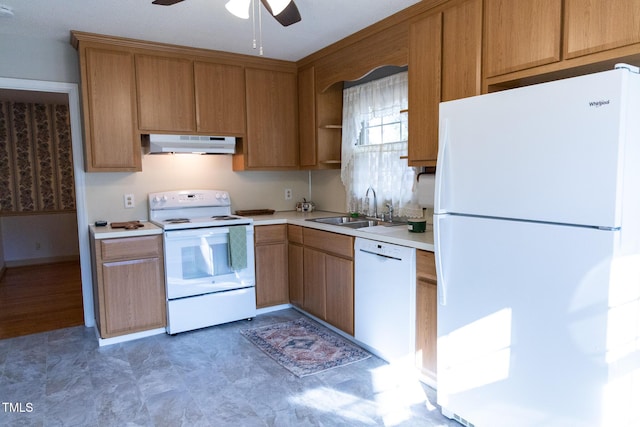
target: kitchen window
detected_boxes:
[341,71,421,218]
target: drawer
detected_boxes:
[287,224,303,244]
[303,228,353,259]
[100,235,162,261]
[254,224,287,244]
[416,250,437,283]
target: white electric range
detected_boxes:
[149,189,256,334]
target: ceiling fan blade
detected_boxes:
[152,0,184,5]
[260,0,301,27]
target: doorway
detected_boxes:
[0,77,93,337]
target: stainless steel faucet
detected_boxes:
[365,186,377,218]
[385,202,394,222]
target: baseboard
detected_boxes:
[5,255,79,268]
[96,327,166,347]
[256,303,292,315]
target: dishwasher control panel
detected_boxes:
[356,239,405,259]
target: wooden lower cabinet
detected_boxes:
[300,228,354,335]
[415,250,438,384]
[324,255,354,335]
[287,225,304,307]
[302,247,327,318]
[92,234,166,338]
[254,225,289,308]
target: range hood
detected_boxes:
[146,134,236,154]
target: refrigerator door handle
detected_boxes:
[434,215,447,306]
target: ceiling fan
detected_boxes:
[151,0,302,27]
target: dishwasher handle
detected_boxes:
[358,248,402,261]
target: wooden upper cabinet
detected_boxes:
[135,54,195,132]
[194,61,246,135]
[79,46,141,172]
[408,12,441,167]
[441,0,483,102]
[483,0,562,77]
[298,66,317,167]
[241,68,298,170]
[564,0,640,59]
[298,66,343,170]
[408,0,482,167]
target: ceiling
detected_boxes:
[0,0,422,62]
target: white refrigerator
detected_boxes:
[434,65,640,427]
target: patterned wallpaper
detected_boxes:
[0,102,75,214]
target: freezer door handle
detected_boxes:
[434,118,449,213]
[434,215,447,306]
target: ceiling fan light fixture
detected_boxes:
[264,0,291,16]
[225,0,251,19]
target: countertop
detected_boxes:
[88,211,434,251]
[90,221,163,240]
[246,210,435,252]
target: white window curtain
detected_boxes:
[341,71,422,218]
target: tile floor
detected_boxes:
[0,309,460,426]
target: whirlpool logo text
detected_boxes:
[589,100,610,107]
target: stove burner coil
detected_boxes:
[165,218,191,224]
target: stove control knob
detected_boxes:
[152,196,161,204]
[161,195,168,202]
[215,192,222,200]
[221,193,228,200]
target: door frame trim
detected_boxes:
[0,77,94,327]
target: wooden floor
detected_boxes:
[0,260,84,339]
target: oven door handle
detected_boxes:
[164,226,252,240]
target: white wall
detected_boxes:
[0,34,79,83]
[84,154,347,223]
[1,213,79,265]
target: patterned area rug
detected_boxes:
[241,317,370,377]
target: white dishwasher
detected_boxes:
[354,237,416,364]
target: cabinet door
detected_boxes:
[303,247,326,318]
[81,47,140,171]
[408,0,482,167]
[408,11,441,167]
[244,68,298,169]
[564,0,640,59]
[255,242,289,308]
[136,54,195,132]
[484,0,562,77]
[441,0,482,102]
[325,255,354,335]
[194,61,246,135]
[298,66,317,167]
[416,250,437,384]
[101,257,166,337]
[288,243,304,307]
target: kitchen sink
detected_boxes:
[307,216,406,229]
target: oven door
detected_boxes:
[163,225,255,300]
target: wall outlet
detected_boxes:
[284,188,292,200]
[124,194,135,209]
